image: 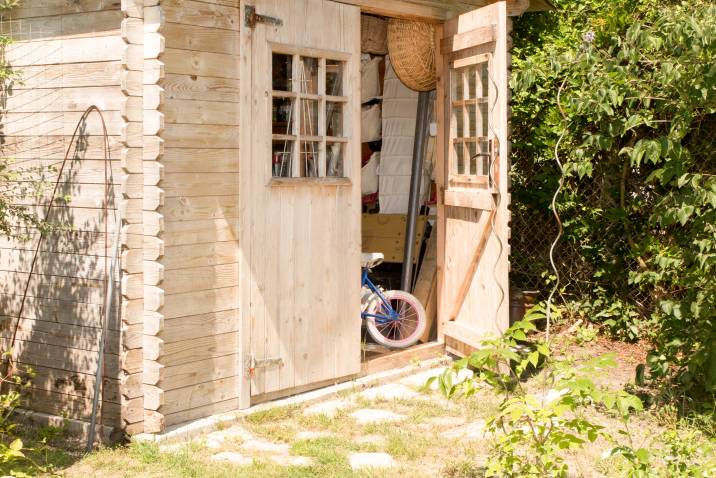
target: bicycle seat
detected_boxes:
[361,252,384,269]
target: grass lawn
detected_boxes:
[6,333,716,478]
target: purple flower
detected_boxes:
[583,31,596,44]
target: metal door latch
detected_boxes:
[245,354,284,378]
[245,5,283,29]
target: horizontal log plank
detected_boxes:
[161,308,238,343]
[164,397,239,428]
[3,86,124,113]
[163,22,238,55]
[0,9,122,40]
[7,35,124,66]
[13,61,122,89]
[162,148,238,173]
[161,173,239,197]
[163,98,239,126]
[161,0,239,30]
[161,332,238,368]
[163,242,238,270]
[4,318,119,353]
[161,195,238,222]
[162,48,239,79]
[159,354,238,391]
[1,111,123,136]
[3,0,121,20]
[163,124,239,149]
[163,287,238,319]
[162,74,239,103]
[161,263,238,295]
[163,218,239,246]
[161,376,237,416]
[0,134,122,158]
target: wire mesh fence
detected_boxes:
[509,157,657,311]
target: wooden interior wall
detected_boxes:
[0,1,131,432]
[156,0,241,428]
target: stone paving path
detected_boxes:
[157,365,490,472]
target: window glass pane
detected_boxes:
[298,57,319,94]
[326,102,343,137]
[299,99,319,136]
[326,143,344,177]
[478,139,491,176]
[272,140,293,177]
[467,68,477,99]
[326,60,343,96]
[454,142,465,175]
[299,141,320,177]
[467,103,477,138]
[467,141,478,175]
[478,102,488,137]
[451,70,463,100]
[452,107,463,138]
[272,53,293,91]
[272,97,294,135]
[478,62,489,98]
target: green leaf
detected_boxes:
[635,448,650,463]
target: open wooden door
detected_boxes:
[436,1,511,356]
[239,0,361,405]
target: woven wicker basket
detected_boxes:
[361,15,388,55]
[387,19,436,92]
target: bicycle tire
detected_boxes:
[365,289,427,349]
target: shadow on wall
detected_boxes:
[0,14,124,433]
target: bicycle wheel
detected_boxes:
[365,289,427,349]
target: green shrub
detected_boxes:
[511,0,716,395]
[430,314,643,477]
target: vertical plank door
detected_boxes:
[239,0,362,405]
[436,1,512,356]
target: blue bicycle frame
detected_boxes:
[361,268,399,325]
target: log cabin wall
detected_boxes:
[0,0,133,435]
[155,0,241,429]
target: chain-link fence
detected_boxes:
[509,157,657,312]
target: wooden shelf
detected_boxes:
[268,177,352,187]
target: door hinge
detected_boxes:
[245,354,284,378]
[245,5,283,29]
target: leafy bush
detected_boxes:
[430,313,644,477]
[511,0,716,395]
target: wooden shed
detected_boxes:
[0,0,551,438]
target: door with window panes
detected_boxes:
[240,0,361,402]
[437,1,511,356]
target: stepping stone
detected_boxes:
[211,451,253,465]
[241,438,290,454]
[205,427,251,449]
[349,452,396,470]
[350,409,406,424]
[295,430,332,440]
[303,399,352,418]
[399,368,447,388]
[206,438,223,450]
[441,419,488,440]
[359,384,420,401]
[272,455,314,466]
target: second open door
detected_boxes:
[436,1,511,356]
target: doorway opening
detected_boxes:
[358,13,442,369]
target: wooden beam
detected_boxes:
[448,209,496,322]
[334,0,551,20]
[334,0,451,21]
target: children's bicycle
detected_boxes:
[361,252,427,348]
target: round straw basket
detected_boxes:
[387,19,437,92]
